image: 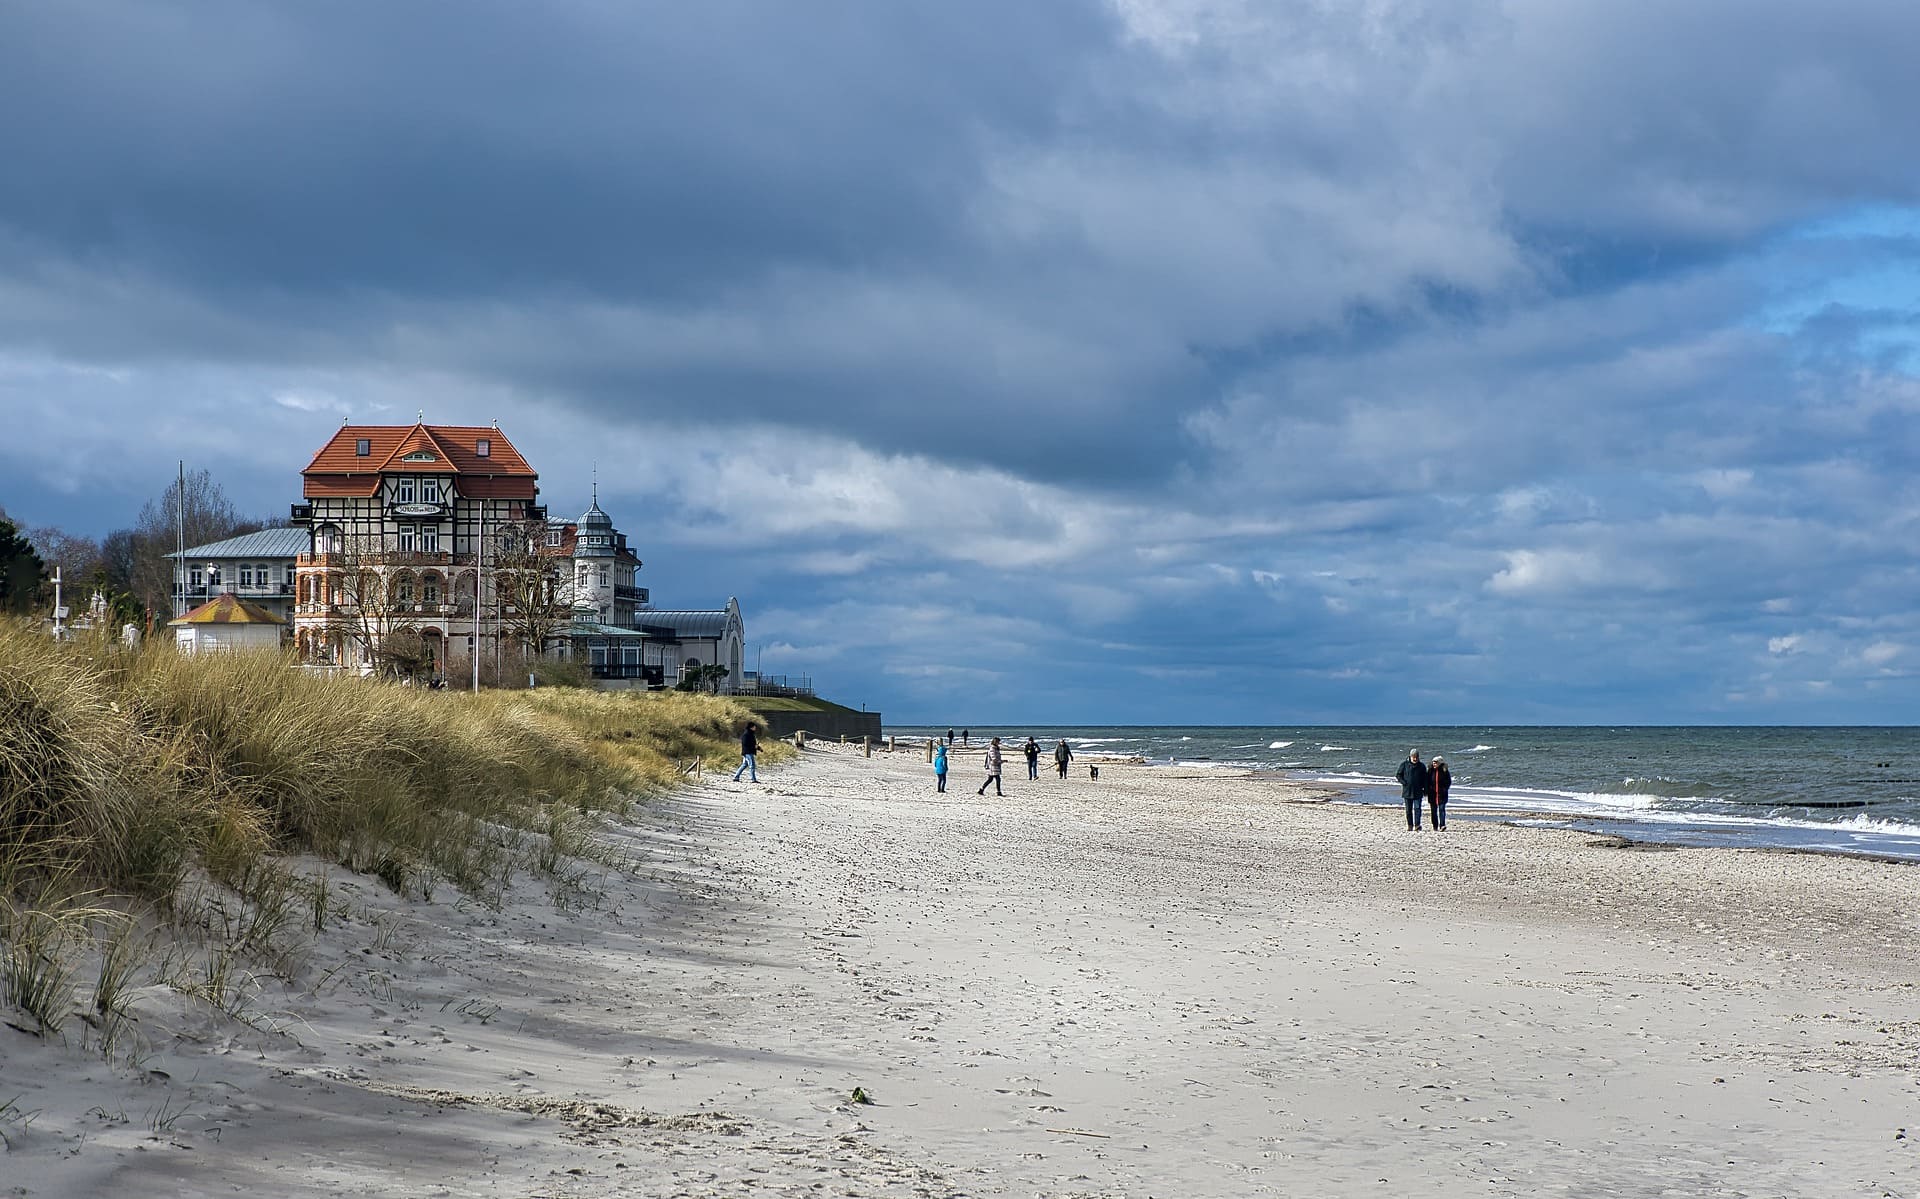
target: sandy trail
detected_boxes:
[5,743,1916,1196]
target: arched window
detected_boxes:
[421,572,442,606]
[316,524,342,554]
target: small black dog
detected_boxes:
[1088,765,1100,781]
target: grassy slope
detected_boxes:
[0,620,788,1038]
[730,694,865,716]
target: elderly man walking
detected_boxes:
[1395,748,1430,831]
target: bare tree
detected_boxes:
[312,534,426,677]
[26,525,103,584]
[493,517,577,660]
[129,468,250,616]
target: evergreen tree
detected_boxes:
[0,517,48,615]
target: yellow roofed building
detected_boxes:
[168,593,289,655]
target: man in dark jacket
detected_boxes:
[733,723,760,783]
[1395,749,1429,831]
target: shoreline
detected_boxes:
[7,741,1916,1196]
[901,733,1920,866]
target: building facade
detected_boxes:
[549,491,647,628]
[167,527,307,623]
[290,422,543,677]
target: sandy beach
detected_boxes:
[5,742,1917,1197]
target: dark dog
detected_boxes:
[1088,765,1100,781]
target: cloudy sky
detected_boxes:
[4,1,1918,724]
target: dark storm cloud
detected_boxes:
[0,1,1098,299]
[6,1,1920,720]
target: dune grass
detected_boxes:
[0,619,782,1043]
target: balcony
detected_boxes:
[297,551,453,568]
[614,584,649,603]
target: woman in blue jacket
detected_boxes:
[933,742,948,792]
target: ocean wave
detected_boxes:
[1463,744,1495,753]
[1318,744,1353,752]
[1269,740,1293,749]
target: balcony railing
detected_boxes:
[296,551,454,568]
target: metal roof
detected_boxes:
[168,527,310,560]
[637,610,735,639]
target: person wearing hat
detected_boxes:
[1428,756,1452,831]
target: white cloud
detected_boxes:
[1486,548,1608,595]
[1859,640,1902,668]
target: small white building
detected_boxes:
[169,593,289,654]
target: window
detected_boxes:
[398,525,416,552]
[420,479,439,504]
[421,525,439,553]
[316,525,341,554]
[396,577,414,606]
[397,477,415,504]
[598,565,609,587]
[355,438,370,456]
[423,576,440,605]
[546,528,562,547]
[207,566,221,588]
[260,563,273,586]
[189,568,203,590]
[476,438,490,457]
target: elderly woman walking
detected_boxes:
[1428,756,1452,831]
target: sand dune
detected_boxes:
[5,743,1916,1196]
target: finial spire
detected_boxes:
[592,462,598,506]
[417,408,424,422]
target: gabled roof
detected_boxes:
[168,593,288,626]
[301,424,537,495]
[168,527,309,561]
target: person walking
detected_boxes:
[1023,737,1040,780]
[733,722,760,783]
[962,728,971,746]
[1429,756,1451,830]
[946,728,955,746]
[1054,739,1073,778]
[933,741,949,793]
[1395,748,1429,830]
[976,736,1004,796]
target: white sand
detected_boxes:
[4,743,1917,1196]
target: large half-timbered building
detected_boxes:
[290,422,544,676]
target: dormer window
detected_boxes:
[476,439,491,457]
[355,438,371,456]
[546,528,562,547]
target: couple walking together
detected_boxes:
[1395,748,1451,830]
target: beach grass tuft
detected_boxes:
[0,618,781,1037]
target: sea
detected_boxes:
[887,725,1920,863]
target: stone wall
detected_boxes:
[753,708,883,743]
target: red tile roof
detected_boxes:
[303,423,538,500]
